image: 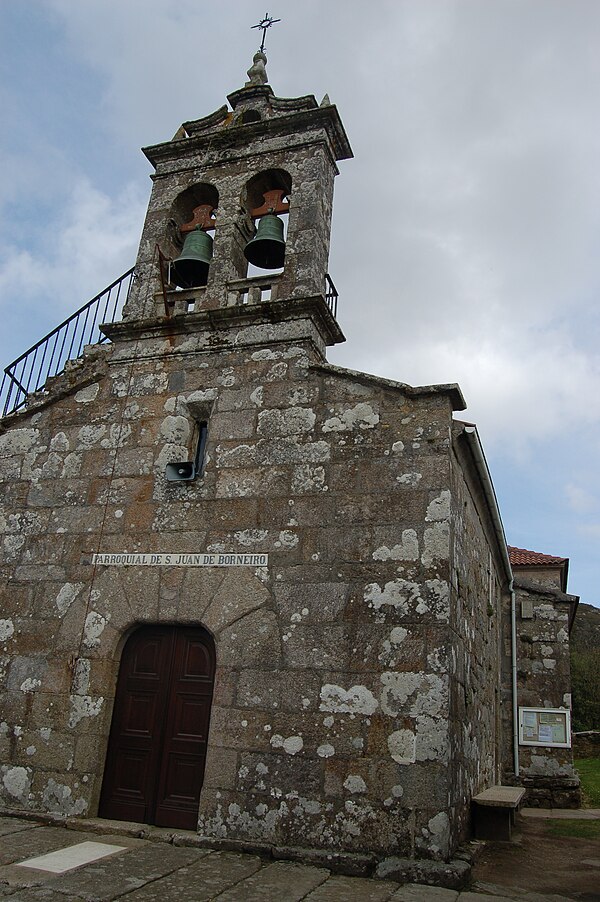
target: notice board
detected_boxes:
[518,707,571,748]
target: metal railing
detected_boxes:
[325,273,338,318]
[1,267,134,418]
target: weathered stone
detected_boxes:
[213,860,329,901]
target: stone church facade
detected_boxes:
[0,59,578,864]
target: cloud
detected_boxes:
[0,176,145,366]
[565,483,597,515]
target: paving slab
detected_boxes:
[40,844,207,901]
[123,850,263,901]
[0,888,83,901]
[213,860,329,901]
[469,883,572,902]
[0,828,93,868]
[388,885,458,901]
[0,818,42,838]
[458,894,519,902]
[0,834,148,893]
[303,874,399,901]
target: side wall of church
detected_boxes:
[448,441,503,848]
[0,319,466,859]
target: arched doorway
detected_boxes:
[99,624,215,830]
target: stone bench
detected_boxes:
[472,786,526,841]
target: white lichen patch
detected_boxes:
[396,472,422,486]
[77,425,106,448]
[101,424,131,449]
[2,765,31,801]
[2,535,24,559]
[379,627,409,664]
[282,736,304,755]
[534,604,560,621]
[425,490,451,522]
[292,464,327,494]
[250,386,264,407]
[0,428,39,457]
[421,811,451,858]
[276,530,298,548]
[415,715,449,762]
[380,672,448,718]
[50,432,69,452]
[388,730,416,764]
[75,383,100,403]
[343,775,367,794]
[364,578,422,615]
[68,695,104,728]
[319,684,378,715]
[317,743,335,758]
[265,362,288,382]
[0,619,15,641]
[425,579,451,622]
[83,611,107,648]
[421,522,450,566]
[391,441,404,453]
[159,416,190,445]
[322,403,379,433]
[41,779,87,816]
[55,583,84,616]
[233,529,268,547]
[19,678,41,693]
[372,530,418,562]
[182,388,218,407]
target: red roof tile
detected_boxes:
[508,546,567,567]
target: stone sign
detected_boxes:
[90,552,269,567]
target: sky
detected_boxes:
[0,1,598,606]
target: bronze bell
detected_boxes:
[170,228,213,288]
[244,213,286,270]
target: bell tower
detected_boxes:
[120,51,352,356]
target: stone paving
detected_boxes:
[0,817,581,902]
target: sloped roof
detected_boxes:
[508,546,567,566]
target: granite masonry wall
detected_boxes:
[0,302,505,861]
[447,433,504,847]
[511,579,580,806]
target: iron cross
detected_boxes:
[251,13,281,53]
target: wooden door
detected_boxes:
[99,625,215,830]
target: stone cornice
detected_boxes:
[102,295,345,348]
[312,362,467,411]
[143,105,353,168]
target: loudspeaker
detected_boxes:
[165,461,196,482]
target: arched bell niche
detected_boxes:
[241,169,292,276]
[165,182,219,256]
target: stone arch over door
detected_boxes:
[99,623,215,830]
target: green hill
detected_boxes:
[570,603,600,731]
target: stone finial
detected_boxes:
[246,51,268,86]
